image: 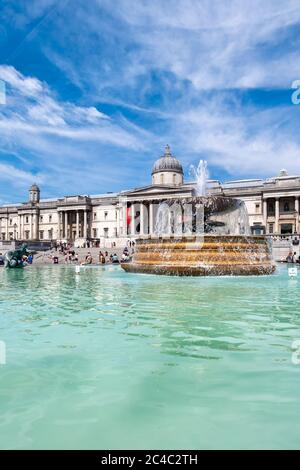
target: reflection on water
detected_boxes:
[0,265,300,449]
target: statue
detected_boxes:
[5,244,29,269]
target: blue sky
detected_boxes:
[1,0,300,203]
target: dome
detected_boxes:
[152,145,183,175]
[30,183,40,191]
[279,169,288,177]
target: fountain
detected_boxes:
[122,160,275,276]
[4,244,29,269]
[190,159,208,197]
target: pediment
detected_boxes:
[121,184,188,197]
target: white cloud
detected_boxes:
[105,0,300,90]
[0,66,44,96]
[0,64,156,201]
[0,162,43,186]
[168,97,300,178]
[0,65,144,150]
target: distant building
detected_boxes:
[1,146,300,245]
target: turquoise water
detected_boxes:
[0,264,300,450]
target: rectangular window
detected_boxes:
[48,230,53,239]
[255,204,260,214]
[25,216,29,224]
[93,228,97,238]
[93,212,97,220]
[281,224,293,235]
[104,227,109,238]
[104,211,108,220]
[49,215,52,222]
[252,222,263,235]
[9,219,12,225]
[39,231,44,240]
[114,227,118,237]
[268,223,274,234]
[268,202,275,215]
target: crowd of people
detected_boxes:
[50,243,134,266]
[285,252,300,264]
[1,240,135,267]
[81,251,122,266]
[52,240,119,251]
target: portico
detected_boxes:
[121,192,192,238]
[57,196,92,241]
[263,194,300,234]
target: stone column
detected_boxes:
[64,212,68,239]
[60,212,64,239]
[35,213,39,240]
[84,210,87,239]
[124,203,128,236]
[21,215,24,240]
[116,207,120,238]
[76,211,79,239]
[6,217,9,240]
[59,212,62,238]
[149,203,154,235]
[167,207,172,235]
[57,211,61,240]
[275,198,280,234]
[31,214,35,240]
[295,197,299,233]
[18,214,21,240]
[29,214,32,240]
[131,203,135,236]
[31,213,36,240]
[140,202,144,236]
[263,199,267,233]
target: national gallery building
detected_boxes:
[1,146,300,246]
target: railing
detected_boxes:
[267,211,298,216]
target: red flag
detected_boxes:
[126,207,131,229]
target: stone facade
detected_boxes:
[1,147,300,245]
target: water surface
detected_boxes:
[0,265,299,449]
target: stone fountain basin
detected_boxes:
[121,235,276,276]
